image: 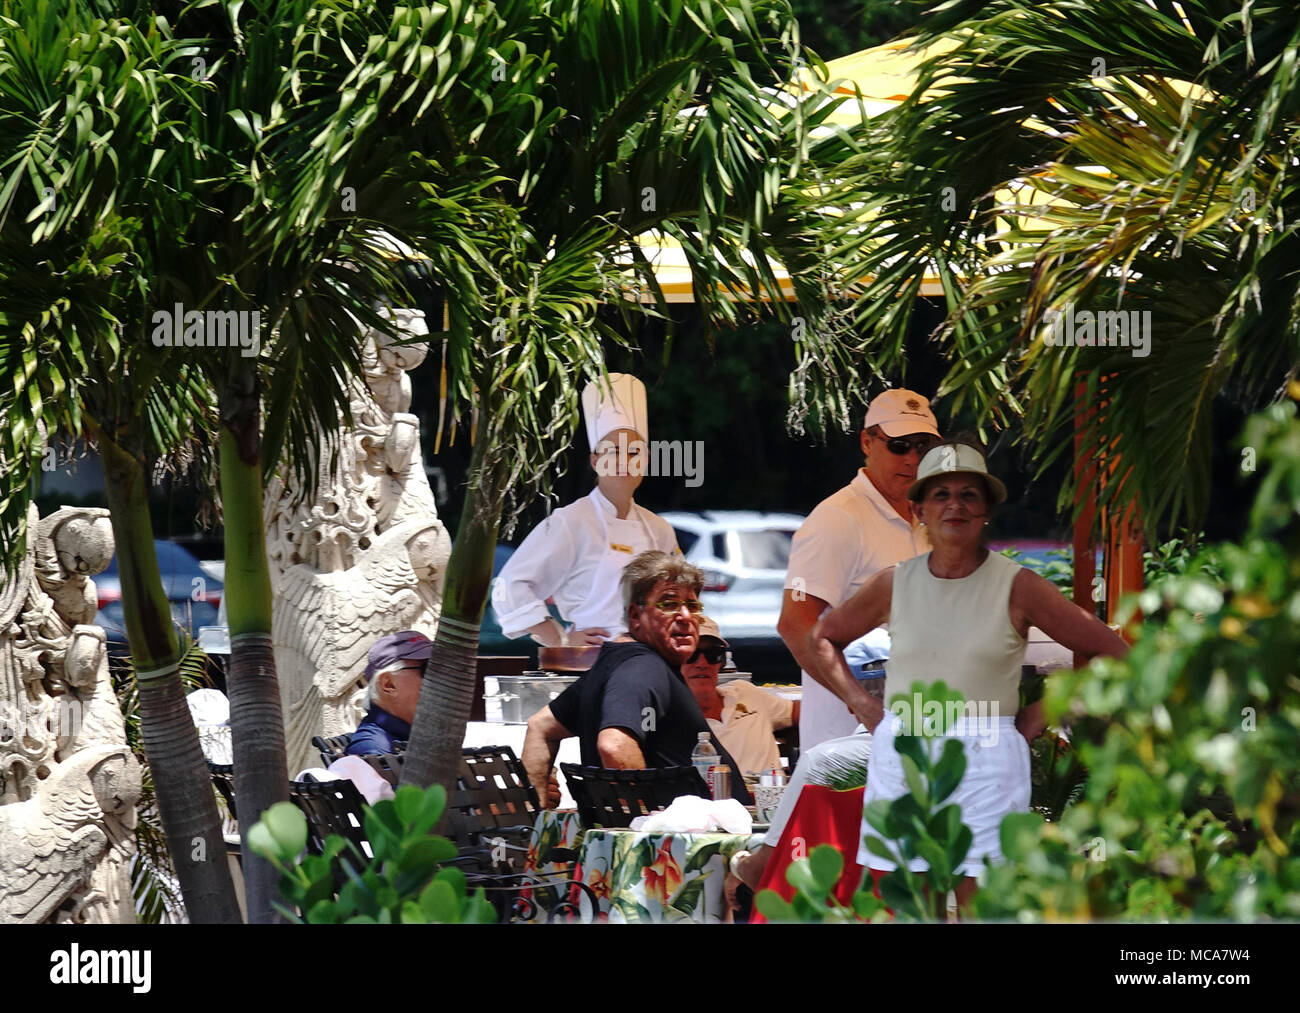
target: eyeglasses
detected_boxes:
[687,646,726,665]
[641,598,705,615]
[876,432,936,456]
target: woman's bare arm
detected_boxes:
[1011,568,1129,661]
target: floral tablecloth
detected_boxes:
[526,809,585,878]
[576,828,763,923]
[520,810,761,923]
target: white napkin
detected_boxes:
[630,796,753,834]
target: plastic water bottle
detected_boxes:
[691,731,718,797]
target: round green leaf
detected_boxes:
[809,843,844,893]
[262,800,308,859]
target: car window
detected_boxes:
[737,529,795,569]
[711,533,727,561]
[673,528,699,555]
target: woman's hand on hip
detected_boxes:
[849,689,885,733]
[1015,699,1045,744]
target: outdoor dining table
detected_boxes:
[521,809,764,923]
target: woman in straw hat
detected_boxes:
[807,438,1127,910]
[492,373,679,649]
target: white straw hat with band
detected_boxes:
[907,443,1007,505]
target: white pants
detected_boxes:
[857,714,1029,877]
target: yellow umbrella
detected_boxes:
[627,38,974,303]
[796,35,962,123]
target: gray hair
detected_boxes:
[620,550,704,610]
[366,664,410,706]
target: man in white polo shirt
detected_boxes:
[777,389,940,748]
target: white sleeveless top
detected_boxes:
[888,550,1027,715]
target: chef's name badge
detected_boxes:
[609,542,635,554]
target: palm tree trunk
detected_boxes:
[220,385,291,925]
[400,413,500,798]
[96,427,242,924]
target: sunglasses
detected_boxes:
[641,598,705,615]
[687,646,726,665]
[876,433,936,456]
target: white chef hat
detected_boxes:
[582,373,648,449]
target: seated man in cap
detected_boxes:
[346,630,433,757]
[683,617,799,778]
[521,550,752,806]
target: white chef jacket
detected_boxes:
[784,470,929,748]
[492,488,679,640]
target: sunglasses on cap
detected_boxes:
[686,646,726,665]
[875,432,936,456]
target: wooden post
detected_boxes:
[1072,379,1098,669]
[1105,492,1144,637]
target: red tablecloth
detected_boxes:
[750,784,865,923]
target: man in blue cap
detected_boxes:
[346,630,433,756]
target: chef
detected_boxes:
[491,373,680,647]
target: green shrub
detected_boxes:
[973,395,1300,921]
[248,784,497,924]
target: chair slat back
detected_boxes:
[559,764,708,828]
[458,746,541,828]
[313,733,355,767]
[289,777,370,860]
[207,761,238,822]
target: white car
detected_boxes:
[660,510,806,680]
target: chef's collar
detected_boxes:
[591,486,636,517]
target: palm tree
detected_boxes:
[2,0,500,921]
[0,0,242,922]
[835,0,1300,536]
[113,0,510,922]
[315,0,880,793]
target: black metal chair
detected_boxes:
[313,733,356,767]
[206,761,244,867]
[289,775,373,862]
[329,744,539,874]
[444,746,541,874]
[207,760,239,821]
[559,763,709,829]
[358,752,404,787]
[774,726,799,774]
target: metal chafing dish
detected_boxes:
[483,671,581,724]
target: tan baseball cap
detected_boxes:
[907,443,1007,505]
[696,615,730,647]
[863,389,940,438]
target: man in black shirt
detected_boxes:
[522,550,751,805]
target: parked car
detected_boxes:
[660,510,806,682]
[96,540,224,678]
[478,543,537,659]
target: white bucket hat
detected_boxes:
[907,443,1007,505]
